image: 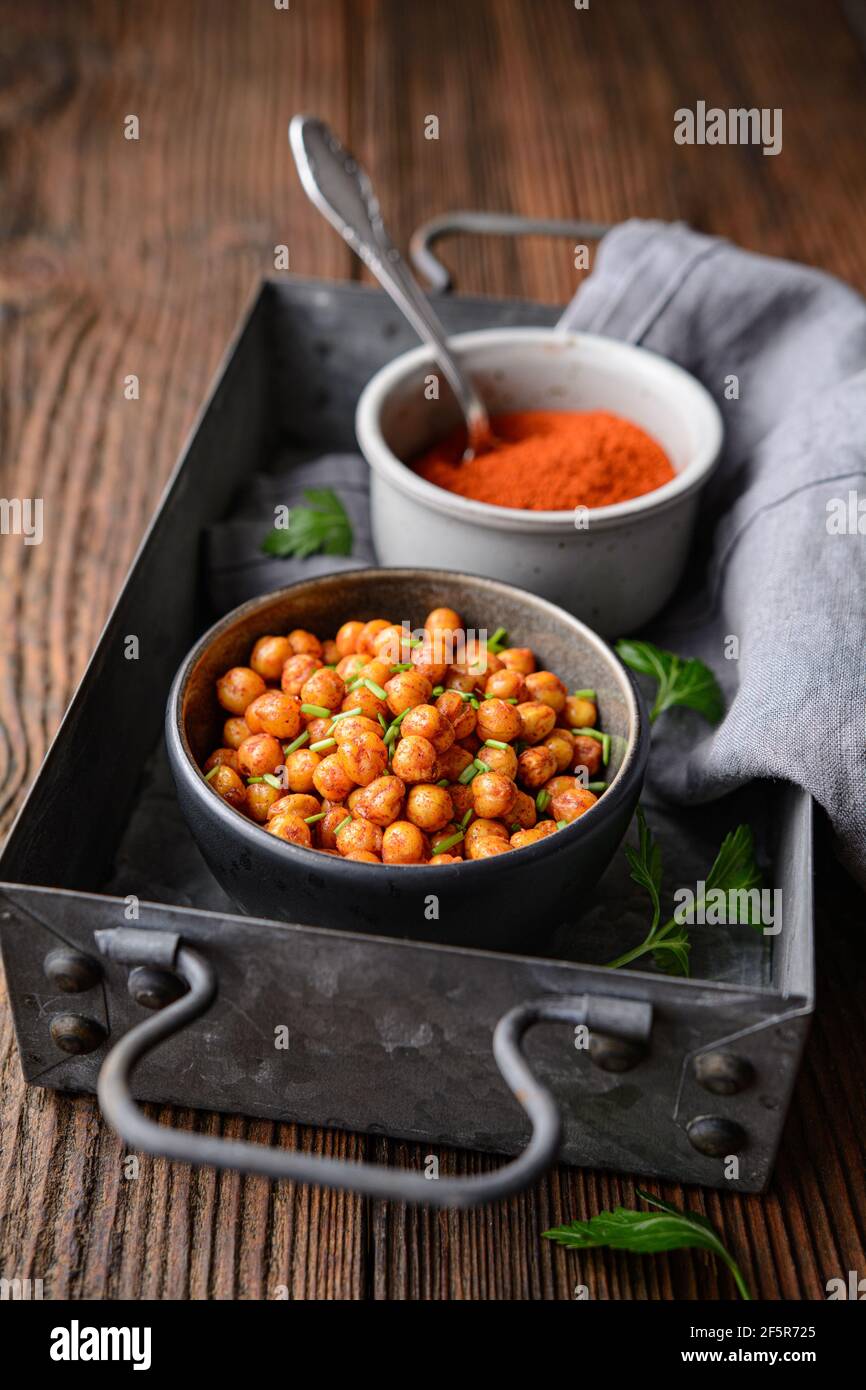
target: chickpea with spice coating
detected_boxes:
[353,775,406,826]
[208,764,247,810]
[484,668,526,702]
[447,781,475,821]
[283,748,320,793]
[345,850,381,863]
[337,732,389,787]
[337,818,384,858]
[572,735,604,779]
[384,669,432,716]
[475,698,522,744]
[472,771,517,820]
[223,716,251,750]
[511,822,558,849]
[512,789,538,830]
[313,753,356,803]
[400,704,455,754]
[317,804,349,851]
[335,620,365,656]
[288,629,322,658]
[216,667,266,716]
[406,783,453,833]
[237,733,284,778]
[382,820,426,864]
[203,747,240,773]
[357,619,391,654]
[268,794,319,821]
[517,745,558,790]
[435,689,476,740]
[250,635,292,681]
[424,606,463,638]
[438,744,474,781]
[481,744,518,779]
[467,836,512,860]
[525,671,567,713]
[246,781,281,822]
[281,653,320,696]
[344,683,389,721]
[391,734,439,784]
[551,785,598,824]
[565,695,598,729]
[544,729,575,773]
[517,701,557,745]
[497,647,536,675]
[333,715,382,744]
[300,667,345,713]
[267,813,313,847]
[465,818,509,852]
[244,691,302,740]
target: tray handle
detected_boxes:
[409,211,612,293]
[95,927,651,1209]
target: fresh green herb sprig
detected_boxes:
[262,488,353,560]
[615,639,724,724]
[606,806,763,976]
[543,1190,751,1300]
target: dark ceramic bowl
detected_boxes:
[166,569,648,953]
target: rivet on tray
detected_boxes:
[127,966,185,1010]
[686,1115,747,1157]
[49,1013,108,1055]
[694,1051,754,1095]
[589,1032,646,1072]
[43,948,102,993]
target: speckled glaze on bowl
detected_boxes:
[166,569,648,954]
[356,329,724,635]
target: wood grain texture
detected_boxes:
[0,0,864,1300]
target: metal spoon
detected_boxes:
[289,114,493,461]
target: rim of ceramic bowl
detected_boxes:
[356,327,724,533]
[167,567,649,879]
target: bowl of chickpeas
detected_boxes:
[166,568,648,953]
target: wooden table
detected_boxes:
[1,0,864,1300]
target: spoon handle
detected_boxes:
[289,115,489,451]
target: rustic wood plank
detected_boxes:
[1,0,864,1301]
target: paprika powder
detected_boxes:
[411,409,674,511]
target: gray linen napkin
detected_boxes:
[206,221,866,882]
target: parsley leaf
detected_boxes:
[543,1190,752,1300]
[262,488,353,560]
[606,807,764,975]
[615,639,724,724]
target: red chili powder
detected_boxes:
[411,410,675,511]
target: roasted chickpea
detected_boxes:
[385,669,432,716]
[464,818,509,853]
[447,781,475,821]
[335,620,365,657]
[391,734,439,784]
[313,752,356,802]
[544,728,575,773]
[382,820,426,864]
[337,732,389,787]
[436,690,476,740]
[208,764,247,810]
[347,787,366,811]
[246,781,281,822]
[203,747,240,773]
[305,716,332,743]
[281,653,320,696]
[250,635,293,681]
[497,647,535,675]
[300,667,346,713]
[424,606,463,638]
[359,657,392,689]
[543,775,578,800]
[216,666,266,715]
[550,784,598,824]
[317,804,349,851]
[467,836,512,860]
[410,639,449,685]
[484,668,526,702]
[511,822,558,849]
[406,783,453,833]
[525,671,567,713]
[450,637,501,686]
[268,793,320,821]
[332,715,382,744]
[267,812,313,847]
[353,774,405,826]
[345,850,381,863]
[357,619,391,655]
[445,667,477,693]
[438,744,474,781]
[284,748,321,793]
[237,733,283,777]
[475,698,522,744]
[517,700,557,745]
[459,732,482,755]
[344,683,389,721]
[372,624,412,664]
[336,653,367,682]
[480,744,518,779]
[337,817,384,858]
[517,745,558,789]
[399,704,455,754]
[472,770,517,820]
[321,639,340,665]
[244,691,302,740]
[565,695,598,729]
[429,853,462,865]
[572,735,604,779]
[288,629,323,658]
[512,789,537,830]
[223,716,251,750]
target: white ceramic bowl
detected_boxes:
[356,328,723,634]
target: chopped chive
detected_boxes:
[588,781,607,793]
[390,662,413,672]
[601,733,610,765]
[484,738,509,751]
[482,692,517,703]
[378,713,389,730]
[473,758,491,773]
[323,664,337,670]
[283,730,310,756]
[510,822,521,833]
[301,702,331,718]
[262,773,284,789]
[407,637,423,648]
[572,688,597,700]
[536,789,551,812]
[364,677,388,700]
[335,815,352,835]
[460,808,474,829]
[383,708,411,745]
[486,627,508,653]
[458,762,479,785]
[431,830,465,855]
[572,726,604,740]
[432,685,445,696]
[310,737,337,752]
[470,697,480,709]
[326,706,363,734]
[304,811,327,824]
[346,675,364,691]
[437,778,450,788]
[556,819,569,829]
[245,776,264,784]
[204,766,220,782]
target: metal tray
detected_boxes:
[0,278,814,1199]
